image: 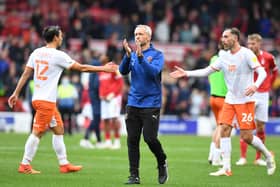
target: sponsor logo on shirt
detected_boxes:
[252,57,258,64]
[228,64,237,72]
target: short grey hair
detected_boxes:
[135,24,152,37]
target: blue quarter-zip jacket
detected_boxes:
[119,44,164,108]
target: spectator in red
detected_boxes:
[99,53,124,149]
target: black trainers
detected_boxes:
[158,161,168,184]
[125,175,140,185]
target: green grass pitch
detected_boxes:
[0,133,279,187]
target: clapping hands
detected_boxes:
[123,39,132,57]
[123,39,143,57]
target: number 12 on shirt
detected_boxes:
[35,60,49,81]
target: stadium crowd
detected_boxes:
[1,0,280,118]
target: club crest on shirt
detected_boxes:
[147,56,153,63]
[131,59,135,66]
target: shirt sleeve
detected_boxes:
[119,54,131,75]
[58,51,76,69]
[186,66,216,77]
[26,52,35,69]
[270,54,278,83]
[140,51,164,77]
[210,56,222,71]
[246,49,261,69]
[270,54,278,70]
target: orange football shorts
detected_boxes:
[32,100,63,133]
[210,96,225,125]
[219,102,256,130]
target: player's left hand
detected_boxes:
[8,94,18,108]
[123,39,132,57]
[245,85,257,96]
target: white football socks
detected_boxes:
[22,134,40,165]
[208,142,215,161]
[220,137,231,171]
[213,147,222,163]
[251,135,271,159]
[52,135,69,165]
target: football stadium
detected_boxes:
[0,0,279,186]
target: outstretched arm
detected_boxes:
[8,67,33,108]
[70,62,118,73]
[169,66,215,79]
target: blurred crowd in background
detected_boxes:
[1,0,280,121]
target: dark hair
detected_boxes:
[42,25,61,43]
[230,27,240,41]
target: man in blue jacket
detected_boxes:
[119,24,168,185]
